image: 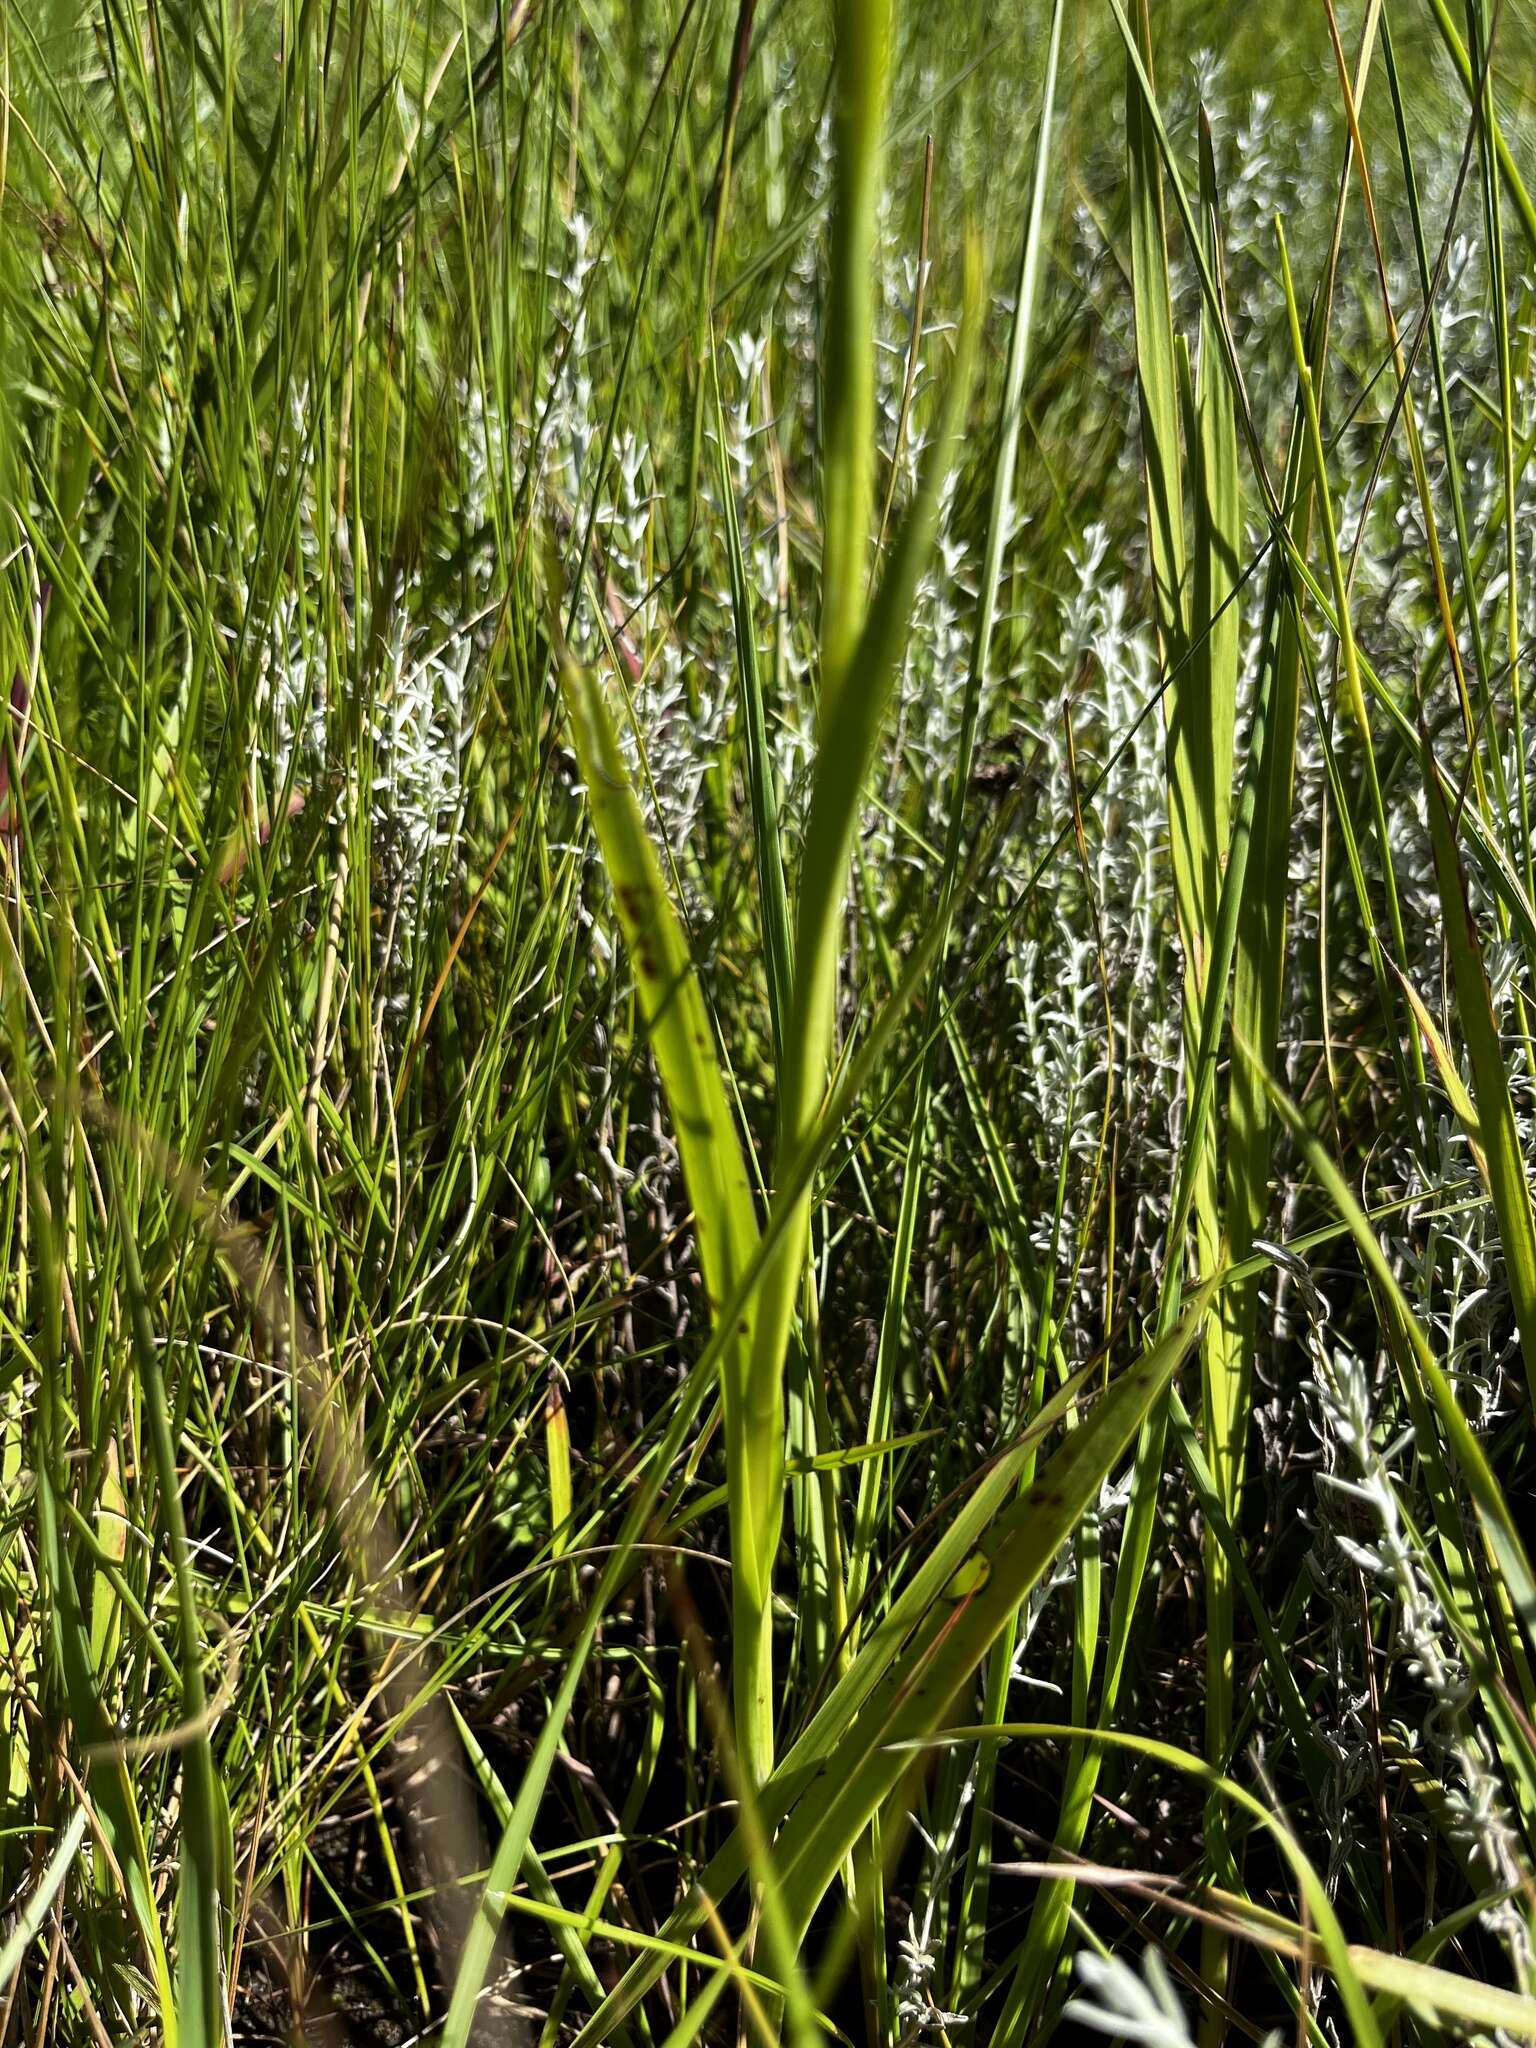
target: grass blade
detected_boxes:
[1422,752,1536,1409]
[819,0,893,713]
[107,1151,226,2048]
[556,647,770,1767]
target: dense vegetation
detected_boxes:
[4,0,1536,2041]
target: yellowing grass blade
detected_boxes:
[1346,1947,1536,2040]
[1394,962,1488,1181]
[1175,105,1243,2029]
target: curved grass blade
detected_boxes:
[928,1724,1389,2048]
[569,1294,1211,2043]
[451,783,971,2048]
[568,1346,1116,2048]
[771,1289,1214,1941]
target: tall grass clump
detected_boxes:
[4,1,1536,2044]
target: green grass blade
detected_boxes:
[1422,752,1536,1410]
[566,1351,1112,2048]
[564,1301,1211,2048]
[452,800,971,2048]
[712,340,793,1073]
[745,275,979,1780]
[107,1152,226,2048]
[1125,0,1186,661]
[1425,0,1536,262]
[1275,218,1423,1122]
[556,651,771,1766]
[1172,143,1243,1971]
[0,1806,89,1993]
[819,0,893,714]
[771,1290,1214,1939]
[941,1724,1386,2047]
[850,0,1064,1640]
